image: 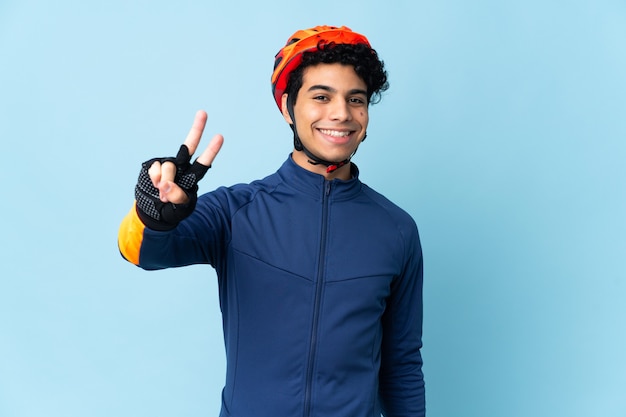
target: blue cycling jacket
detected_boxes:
[118,156,425,417]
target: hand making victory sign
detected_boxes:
[149,110,224,204]
[135,110,224,230]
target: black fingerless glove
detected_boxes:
[135,145,210,231]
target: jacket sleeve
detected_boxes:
[379,224,425,417]
[118,192,231,270]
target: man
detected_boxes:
[119,25,425,417]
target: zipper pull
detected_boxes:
[325,181,331,196]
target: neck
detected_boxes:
[291,150,353,180]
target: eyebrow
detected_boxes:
[307,85,368,96]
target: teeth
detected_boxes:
[319,129,350,137]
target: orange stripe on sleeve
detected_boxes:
[118,202,145,265]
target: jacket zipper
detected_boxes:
[303,180,331,417]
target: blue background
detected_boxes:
[1,1,624,416]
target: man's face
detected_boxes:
[282,63,369,170]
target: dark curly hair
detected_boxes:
[285,42,389,107]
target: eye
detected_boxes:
[313,95,329,102]
[349,97,366,105]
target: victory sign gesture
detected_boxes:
[135,110,224,230]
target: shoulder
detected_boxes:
[359,183,418,231]
[356,183,422,258]
[197,171,282,212]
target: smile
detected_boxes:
[318,129,352,138]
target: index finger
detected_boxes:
[182,110,208,156]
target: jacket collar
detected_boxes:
[277,155,362,200]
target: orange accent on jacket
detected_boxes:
[118,202,145,265]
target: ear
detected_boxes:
[281,94,293,124]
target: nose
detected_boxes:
[329,100,352,121]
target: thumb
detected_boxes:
[158,181,190,204]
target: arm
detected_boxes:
[118,110,224,269]
[379,225,425,417]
